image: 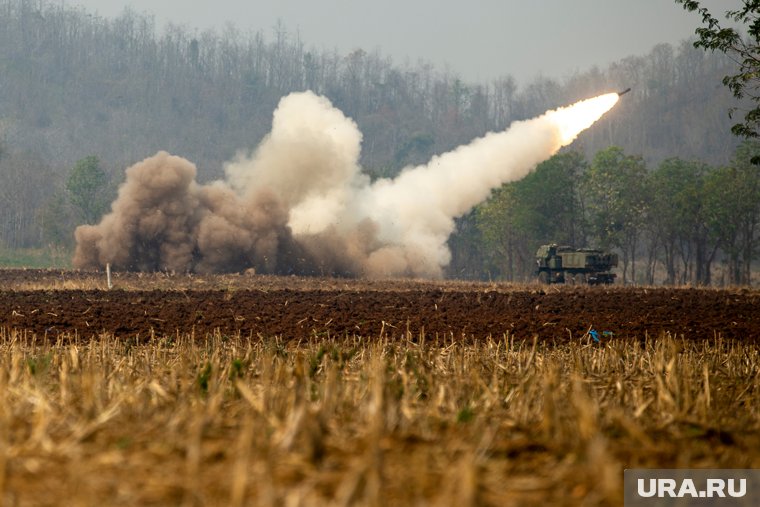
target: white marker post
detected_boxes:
[106,263,113,290]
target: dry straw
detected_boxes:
[0,328,757,506]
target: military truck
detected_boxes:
[535,244,618,285]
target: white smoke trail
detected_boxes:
[73,91,619,278]
[287,92,620,277]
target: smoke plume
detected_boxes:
[74,90,619,277]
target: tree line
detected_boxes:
[448,142,760,286]
[0,0,741,171]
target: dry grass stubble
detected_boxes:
[0,329,758,506]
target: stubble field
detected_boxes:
[0,269,759,506]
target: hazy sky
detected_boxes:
[67,0,733,84]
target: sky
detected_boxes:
[67,0,734,84]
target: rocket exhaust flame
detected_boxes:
[74,91,620,278]
[548,93,619,146]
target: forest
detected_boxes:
[0,0,757,285]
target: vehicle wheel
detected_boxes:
[538,271,549,284]
[566,272,575,285]
[574,273,587,285]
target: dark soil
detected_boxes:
[1,270,758,343]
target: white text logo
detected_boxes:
[637,478,746,498]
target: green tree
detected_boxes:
[649,158,716,285]
[675,0,760,137]
[475,184,521,280]
[475,152,587,281]
[39,192,74,247]
[66,156,109,225]
[446,211,491,280]
[732,141,760,283]
[0,151,56,249]
[704,141,760,284]
[511,151,587,246]
[584,147,648,284]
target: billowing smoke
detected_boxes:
[74,91,619,277]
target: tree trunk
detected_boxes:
[664,241,676,285]
[694,234,705,286]
[506,235,514,282]
[626,241,636,285]
[621,249,629,285]
[703,244,719,287]
[646,236,658,285]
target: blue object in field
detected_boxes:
[589,330,614,343]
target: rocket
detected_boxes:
[617,88,631,96]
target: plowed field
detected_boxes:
[1,269,758,342]
[2,268,760,506]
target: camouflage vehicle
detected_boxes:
[535,244,618,285]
